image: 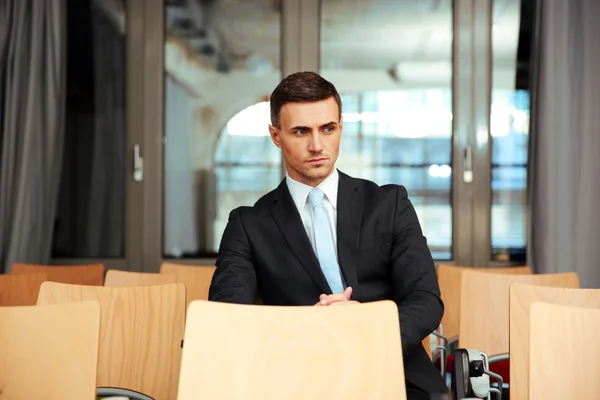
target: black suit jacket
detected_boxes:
[209,171,447,394]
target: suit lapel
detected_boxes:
[336,171,362,290]
[270,180,331,294]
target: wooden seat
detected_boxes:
[104,269,177,287]
[160,263,216,307]
[529,302,600,400]
[509,284,600,400]
[459,271,579,356]
[437,264,532,341]
[177,300,406,400]
[37,282,186,400]
[456,271,578,387]
[0,273,48,306]
[11,263,105,285]
[424,265,532,360]
[0,301,100,399]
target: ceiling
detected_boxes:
[164,0,522,80]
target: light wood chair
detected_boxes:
[437,264,532,341]
[458,271,579,356]
[11,263,105,286]
[160,263,216,307]
[509,283,600,400]
[0,301,100,400]
[177,300,406,400]
[0,273,48,306]
[104,269,178,287]
[37,282,186,400]
[529,302,600,400]
[459,271,579,356]
[455,271,578,391]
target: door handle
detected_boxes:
[463,146,473,183]
[133,144,144,182]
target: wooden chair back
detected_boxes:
[0,302,100,399]
[37,282,186,400]
[177,300,406,400]
[459,271,579,356]
[509,284,600,400]
[0,273,48,306]
[12,263,105,285]
[529,302,600,400]
[104,269,177,287]
[437,264,532,340]
[160,263,216,307]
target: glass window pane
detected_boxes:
[491,0,533,261]
[52,0,126,258]
[164,1,281,257]
[320,0,453,260]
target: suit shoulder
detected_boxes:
[253,187,278,209]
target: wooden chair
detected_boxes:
[509,284,600,400]
[37,282,186,400]
[160,263,216,307]
[529,302,600,400]
[11,263,105,285]
[177,300,406,400]
[459,271,579,355]
[426,265,531,364]
[0,273,48,306]
[456,271,579,389]
[0,301,100,399]
[104,269,177,287]
[437,264,532,341]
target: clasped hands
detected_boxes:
[314,286,360,306]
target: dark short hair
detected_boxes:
[269,71,342,128]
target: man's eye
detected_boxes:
[324,126,334,133]
[296,129,306,135]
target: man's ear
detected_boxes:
[269,124,281,148]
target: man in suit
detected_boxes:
[209,71,447,399]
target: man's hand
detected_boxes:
[314,286,360,306]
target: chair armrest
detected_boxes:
[97,387,155,400]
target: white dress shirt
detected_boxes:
[286,169,339,261]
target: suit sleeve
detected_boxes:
[390,186,444,357]
[208,208,257,304]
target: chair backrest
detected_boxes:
[459,270,579,356]
[436,264,531,339]
[0,273,48,306]
[509,284,600,400]
[529,302,600,400]
[37,282,186,400]
[160,263,216,307]
[11,263,105,285]
[104,269,178,287]
[177,300,405,400]
[0,301,100,399]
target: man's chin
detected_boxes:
[303,165,334,180]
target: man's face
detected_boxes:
[269,97,342,187]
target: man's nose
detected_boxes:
[308,132,323,152]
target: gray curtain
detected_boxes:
[0,0,67,273]
[528,0,600,287]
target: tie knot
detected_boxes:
[308,188,325,208]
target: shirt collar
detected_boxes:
[285,169,339,211]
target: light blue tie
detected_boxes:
[308,188,344,294]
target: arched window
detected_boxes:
[213,102,282,252]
